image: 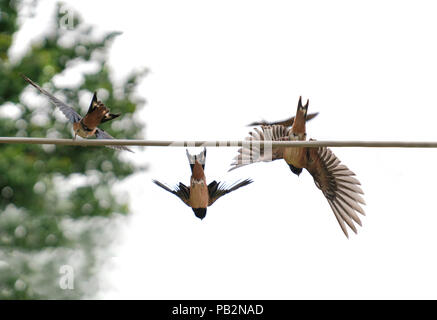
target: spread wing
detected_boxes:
[229,125,290,171]
[95,128,133,153]
[247,112,319,127]
[305,144,366,238]
[152,180,190,206]
[22,74,82,123]
[207,179,253,206]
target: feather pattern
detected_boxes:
[84,93,120,126]
[229,125,290,171]
[306,145,366,238]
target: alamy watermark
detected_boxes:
[59,265,74,290]
[59,5,74,30]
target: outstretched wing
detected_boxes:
[152,180,191,206]
[22,74,82,123]
[229,125,290,171]
[247,112,319,127]
[305,144,366,238]
[207,179,253,206]
[95,128,133,153]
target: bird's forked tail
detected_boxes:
[186,147,207,171]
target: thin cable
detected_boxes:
[0,137,437,148]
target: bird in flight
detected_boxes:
[153,148,253,220]
[22,74,132,152]
[230,97,365,237]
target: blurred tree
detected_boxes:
[0,0,146,298]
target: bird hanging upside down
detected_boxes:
[231,97,366,238]
[21,74,132,152]
[153,148,253,220]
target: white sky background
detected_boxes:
[14,0,437,299]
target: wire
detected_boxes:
[0,137,437,148]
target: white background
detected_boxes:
[15,0,437,299]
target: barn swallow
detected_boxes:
[153,148,253,220]
[21,74,132,152]
[230,97,365,237]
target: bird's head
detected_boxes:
[192,208,207,220]
[288,164,303,176]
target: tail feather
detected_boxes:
[186,148,207,171]
[291,96,309,133]
[247,97,314,127]
[297,96,309,119]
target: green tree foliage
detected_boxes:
[0,0,146,298]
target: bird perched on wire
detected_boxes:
[21,74,132,152]
[153,148,253,220]
[230,97,365,237]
